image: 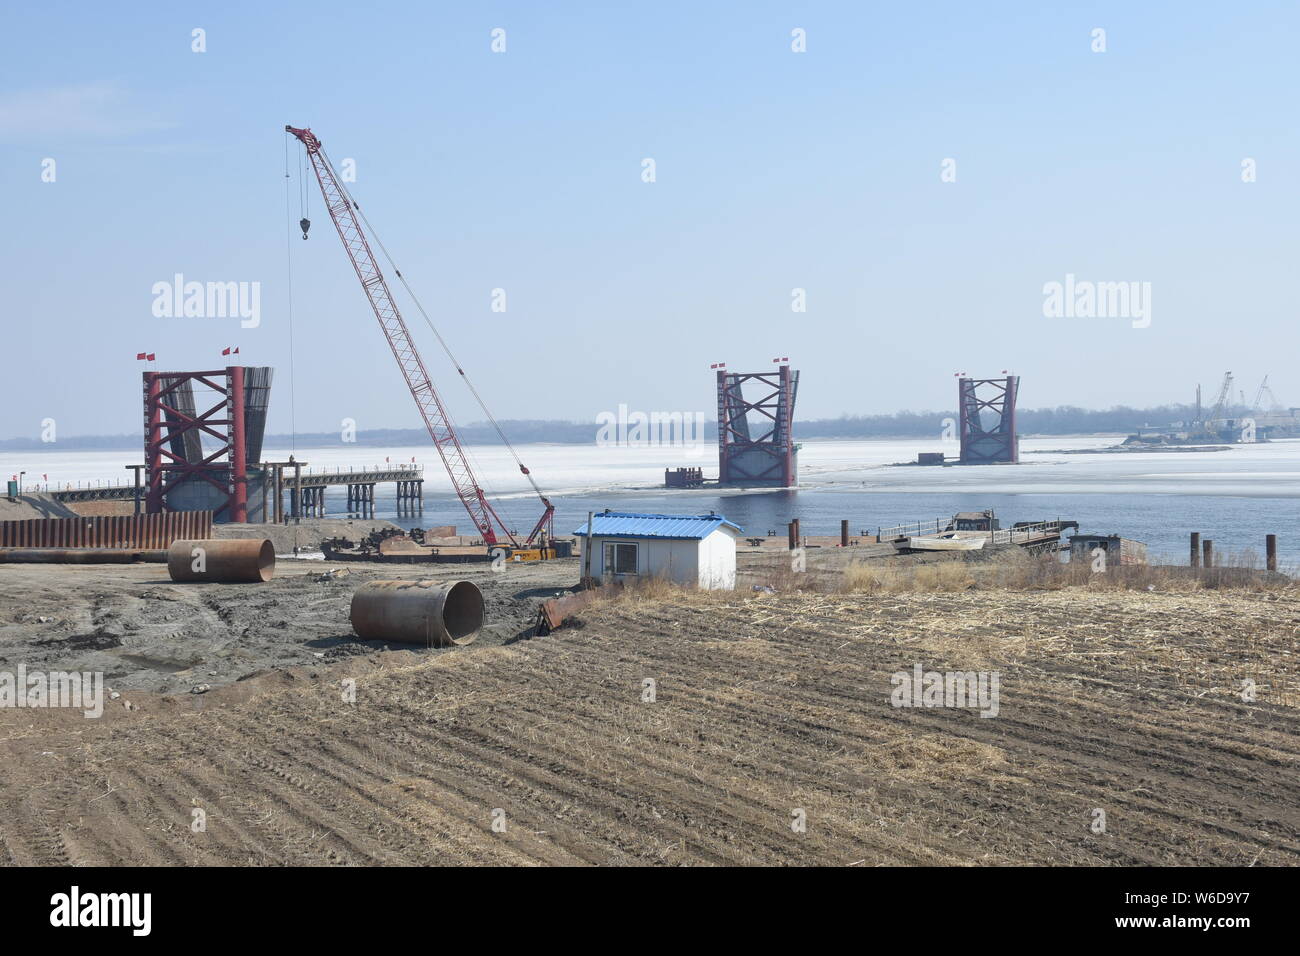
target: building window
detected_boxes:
[604,541,638,575]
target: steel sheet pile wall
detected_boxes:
[0,511,213,548]
[242,366,274,464]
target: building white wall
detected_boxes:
[588,528,737,590]
[695,527,738,589]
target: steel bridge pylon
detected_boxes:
[143,366,272,521]
[958,375,1019,464]
[716,364,799,487]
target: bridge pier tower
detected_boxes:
[395,479,424,516]
[300,486,326,518]
[346,483,376,518]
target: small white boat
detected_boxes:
[892,531,988,552]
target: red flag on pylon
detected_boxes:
[147,353,156,361]
[136,352,147,360]
[222,346,240,356]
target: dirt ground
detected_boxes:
[0,493,78,521]
[0,546,1296,865]
[0,555,576,695]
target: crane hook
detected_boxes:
[299,217,311,240]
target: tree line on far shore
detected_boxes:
[1,404,1220,451]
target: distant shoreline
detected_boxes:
[0,429,1133,453]
[0,401,1222,451]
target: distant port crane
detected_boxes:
[1253,375,1284,413]
[285,125,552,548]
[1197,371,1234,439]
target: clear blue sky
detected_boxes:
[2,0,1297,441]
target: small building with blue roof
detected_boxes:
[572,510,743,590]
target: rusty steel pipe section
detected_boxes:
[167,539,275,583]
[350,580,484,647]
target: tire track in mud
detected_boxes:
[699,663,1298,862]
[504,624,1279,863]
[2,586,1297,866]
[71,766,195,866]
[565,600,1300,864]
[162,713,413,865]
[160,701,564,865]
[249,731,507,865]
[366,702,786,865]
[426,699,956,865]
[595,606,1294,770]
[330,686,736,865]
[279,648,841,864]
[102,714,379,865]
[363,655,990,864]
[138,723,324,865]
[138,760,289,866]
[313,727,595,865]
[0,765,82,866]
[68,721,290,866]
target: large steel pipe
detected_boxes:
[350,579,484,647]
[167,538,275,583]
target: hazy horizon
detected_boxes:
[0,398,1222,448]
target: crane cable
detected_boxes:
[301,147,310,219]
[282,132,299,453]
[317,146,548,505]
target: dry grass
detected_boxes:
[602,573,701,605]
[845,559,977,592]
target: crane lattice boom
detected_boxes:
[286,125,551,547]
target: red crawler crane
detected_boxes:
[285,125,552,548]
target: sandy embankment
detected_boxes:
[0,493,79,521]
